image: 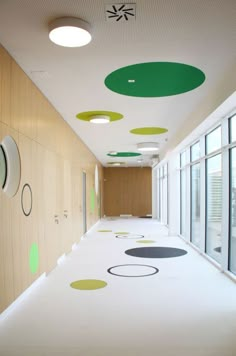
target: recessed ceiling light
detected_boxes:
[89,115,110,124]
[109,151,118,155]
[128,79,135,83]
[137,142,159,152]
[49,17,92,47]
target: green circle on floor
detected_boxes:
[130,127,168,135]
[29,243,39,274]
[70,279,107,290]
[76,110,123,122]
[107,152,141,157]
[105,62,205,97]
[137,240,155,244]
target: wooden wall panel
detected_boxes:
[0,44,103,312]
[104,167,152,217]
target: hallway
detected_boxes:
[0,218,236,356]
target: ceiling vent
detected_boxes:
[105,4,136,22]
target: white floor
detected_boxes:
[0,218,236,356]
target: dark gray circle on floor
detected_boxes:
[125,246,188,258]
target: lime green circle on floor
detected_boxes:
[98,230,112,232]
[76,110,123,122]
[115,232,129,234]
[130,127,168,135]
[29,243,39,274]
[107,152,141,157]
[70,279,107,290]
[105,62,205,97]
[136,240,156,244]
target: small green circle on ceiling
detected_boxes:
[98,230,112,232]
[130,127,168,135]
[70,279,107,290]
[105,62,205,97]
[137,240,156,244]
[29,243,39,274]
[76,111,123,122]
[107,152,141,157]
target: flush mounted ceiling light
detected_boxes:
[109,151,118,155]
[89,115,110,124]
[49,17,92,47]
[137,142,159,152]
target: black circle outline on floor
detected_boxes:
[107,264,159,277]
[21,183,33,217]
[116,234,144,239]
[125,246,188,258]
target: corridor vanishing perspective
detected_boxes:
[0,218,236,356]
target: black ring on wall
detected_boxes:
[116,234,144,239]
[107,264,159,277]
[21,183,32,217]
[0,144,8,189]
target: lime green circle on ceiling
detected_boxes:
[70,279,107,290]
[76,111,123,122]
[105,62,205,97]
[98,230,112,232]
[136,240,156,244]
[130,127,168,135]
[29,243,39,274]
[107,152,141,157]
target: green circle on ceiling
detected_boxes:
[76,111,123,122]
[70,279,107,290]
[29,243,39,274]
[130,127,168,135]
[107,152,141,157]
[105,62,205,97]
[136,240,156,244]
[98,230,112,232]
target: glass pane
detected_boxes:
[191,163,201,247]
[191,141,200,161]
[230,114,236,143]
[0,145,7,188]
[180,151,186,168]
[206,154,222,263]
[229,148,236,274]
[180,169,186,236]
[206,126,221,154]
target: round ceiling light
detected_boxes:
[49,17,92,47]
[137,143,159,152]
[89,115,110,124]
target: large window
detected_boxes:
[206,154,222,263]
[180,152,187,236]
[229,114,236,274]
[191,163,201,247]
[206,126,221,154]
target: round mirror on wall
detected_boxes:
[0,136,21,197]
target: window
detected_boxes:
[229,148,236,275]
[191,163,201,247]
[206,126,221,154]
[180,151,187,236]
[191,141,200,161]
[206,154,222,263]
[230,114,236,143]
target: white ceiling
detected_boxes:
[0,0,235,166]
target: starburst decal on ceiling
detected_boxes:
[106,4,136,22]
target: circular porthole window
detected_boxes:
[0,145,7,189]
[0,136,21,197]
